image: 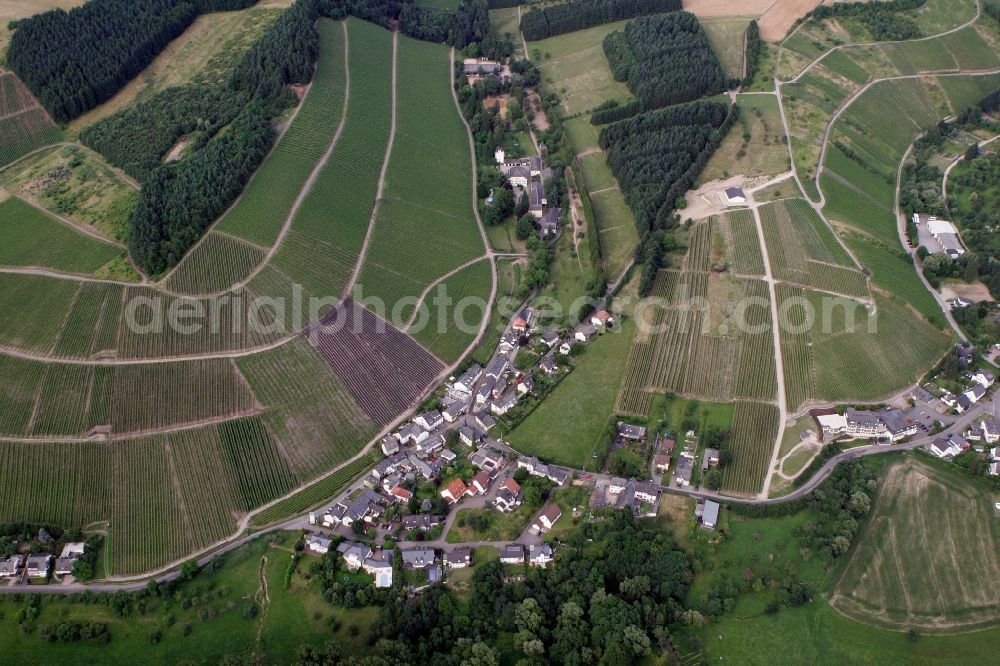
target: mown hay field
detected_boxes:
[831,457,1000,633]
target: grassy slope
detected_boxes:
[507,317,635,468]
[0,195,121,274]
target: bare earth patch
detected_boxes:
[940,281,995,303]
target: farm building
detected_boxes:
[721,187,746,205]
[913,214,965,257]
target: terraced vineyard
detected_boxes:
[354,36,485,319]
[409,258,493,363]
[615,265,777,415]
[777,284,951,411]
[723,401,780,495]
[759,198,869,298]
[0,71,62,168]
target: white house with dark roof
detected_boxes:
[381,435,400,456]
[617,422,646,440]
[442,396,470,423]
[26,554,52,578]
[575,324,598,342]
[401,548,436,570]
[532,504,562,533]
[974,368,996,388]
[459,426,478,447]
[395,422,429,446]
[539,355,558,374]
[453,364,483,394]
[929,436,963,459]
[445,547,472,569]
[983,417,1000,444]
[529,544,554,567]
[0,555,23,579]
[722,186,746,205]
[491,390,519,416]
[414,410,444,431]
[306,533,333,555]
[337,541,373,570]
[475,412,497,432]
[363,549,394,588]
[500,544,525,565]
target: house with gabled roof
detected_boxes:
[974,368,996,388]
[590,310,613,327]
[337,541,373,570]
[442,396,470,423]
[453,364,483,394]
[414,410,444,431]
[528,543,554,567]
[983,416,1000,443]
[381,435,400,456]
[531,504,562,533]
[475,412,497,432]
[539,355,558,375]
[362,549,394,588]
[470,470,492,495]
[396,422,429,446]
[441,478,469,504]
[0,555,23,579]
[495,477,522,512]
[617,422,646,440]
[401,548,436,570]
[306,533,333,555]
[445,547,472,569]
[402,514,443,531]
[500,544,524,565]
[929,436,963,459]
[491,390,519,416]
[575,324,598,342]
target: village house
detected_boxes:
[414,410,444,431]
[445,547,472,569]
[701,448,720,471]
[470,444,505,471]
[362,549,394,588]
[476,377,497,406]
[324,489,384,527]
[491,390,519,416]
[401,548,436,570]
[459,426,479,447]
[529,544,554,568]
[929,436,964,459]
[617,422,646,441]
[575,324,598,342]
[0,555,23,579]
[590,310,613,328]
[532,504,562,533]
[441,477,469,504]
[495,477,522,512]
[306,533,333,555]
[517,376,535,395]
[492,376,509,400]
[653,454,671,473]
[511,309,534,333]
[539,355,558,375]
[395,422,429,447]
[983,416,1000,443]
[381,435,400,456]
[442,396,471,423]
[470,470,492,495]
[974,368,996,388]
[417,433,446,454]
[337,541,373,570]
[402,514,443,532]
[697,499,721,530]
[408,454,434,480]
[558,340,573,355]
[540,330,560,348]
[390,485,412,502]
[453,364,483,395]
[500,544,525,565]
[475,412,497,432]
[674,457,693,487]
[965,383,987,406]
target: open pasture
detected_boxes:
[0,195,122,275]
[699,93,790,183]
[0,144,137,242]
[355,36,484,321]
[529,20,634,116]
[831,457,1000,633]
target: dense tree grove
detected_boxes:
[898,100,1000,304]
[399,0,492,50]
[810,0,925,41]
[603,12,727,111]
[742,20,761,86]
[121,0,319,274]
[519,0,681,41]
[129,104,275,273]
[599,102,728,230]
[599,100,735,293]
[7,0,255,122]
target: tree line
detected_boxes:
[598,100,735,292]
[7,0,255,122]
[120,0,319,275]
[742,20,762,86]
[809,0,925,41]
[602,12,728,111]
[519,0,681,41]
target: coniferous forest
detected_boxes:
[519,0,681,41]
[7,0,256,122]
[603,12,727,111]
